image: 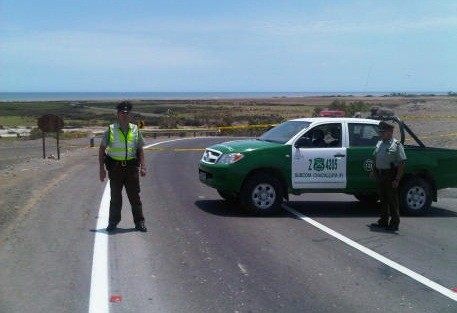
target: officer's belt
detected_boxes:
[106,156,138,167]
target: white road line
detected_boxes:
[144,136,218,149]
[283,204,457,302]
[89,183,110,313]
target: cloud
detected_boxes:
[255,15,457,38]
[0,29,216,71]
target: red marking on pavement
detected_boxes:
[110,295,123,303]
[452,287,457,293]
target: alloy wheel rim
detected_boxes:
[252,183,276,209]
[406,186,426,210]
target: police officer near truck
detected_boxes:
[99,101,147,232]
[370,121,407,231]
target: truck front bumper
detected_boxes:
[198,162,243,192]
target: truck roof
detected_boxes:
[290,117,379,124]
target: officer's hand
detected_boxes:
[140,167,147,177]
[100,168,106,182]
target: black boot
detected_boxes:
[135,221,147,232]
[106,224,117,232]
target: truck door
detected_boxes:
[292,123,347,189]
[345,122,379,191]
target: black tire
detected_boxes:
[354,193,379,203]
[240,173,283,215]
[217,190,239,203]
[399,176,432,216]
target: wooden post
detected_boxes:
[56,130,60,160]
[42,131,46,159]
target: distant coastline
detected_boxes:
[0,91,449,102]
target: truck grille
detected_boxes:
[201,148,222,164]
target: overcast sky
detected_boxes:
[1,0,456,92]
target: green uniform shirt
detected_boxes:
[373,138,407,170]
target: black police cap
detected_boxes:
[116,101,132,113]
[379,121,395,131]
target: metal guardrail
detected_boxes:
[142,129,220,138]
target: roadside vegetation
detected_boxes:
[313,99,373,117]
[2,95,445,138]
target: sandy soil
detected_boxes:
[0,138,97,237]
[1,97,457,239]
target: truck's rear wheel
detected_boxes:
[399,176,432,216]
[241,173,283,215]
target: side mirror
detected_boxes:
[294,137,312,148]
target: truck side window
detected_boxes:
[300,123,342,148]
[348,123,380,147]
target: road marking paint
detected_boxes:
[144,137,218,149]
[89,183,110,313]
[109,295,123,303]
[143,137,211,151]
[238,263,249,276]
[283,204,457,302]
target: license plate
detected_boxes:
[199,170,207,181]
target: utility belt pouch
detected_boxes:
[104,154,114,171]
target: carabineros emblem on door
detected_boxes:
[313,158,325,171]
[364,159,374,172]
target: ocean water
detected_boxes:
[0,91,400,102]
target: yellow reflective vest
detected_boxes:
[106,123,140,161]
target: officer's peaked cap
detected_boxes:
[379,120,395,131]
[116,101,132,113]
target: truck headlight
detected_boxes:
[217,153,244,164]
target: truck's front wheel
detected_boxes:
[241,173,283,215]
[399,176,432,216]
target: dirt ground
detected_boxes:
[0,138,97,239]
[1,97,457,239]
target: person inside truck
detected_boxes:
[325,126,342,147]
[312,128,326,147]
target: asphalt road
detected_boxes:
[1,137,456,313]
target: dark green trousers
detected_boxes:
[108,163,144,226]
[376,171,400,227]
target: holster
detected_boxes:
[104,153,113,171]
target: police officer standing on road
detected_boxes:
[99,101,147,232]
[370,121,407,231]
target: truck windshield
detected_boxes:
[258,121,310,144]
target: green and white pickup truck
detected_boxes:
[199,117,457,215]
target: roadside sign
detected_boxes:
[37,114,64,160]
[38,114,64,132]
